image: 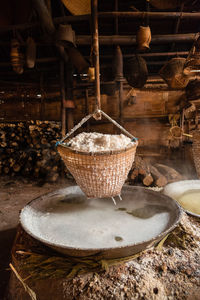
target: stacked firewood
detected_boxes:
[128,156,183,187]
[0,121,67,182]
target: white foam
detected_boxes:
[21,194,170,250]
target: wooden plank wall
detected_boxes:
[0,86,185,149]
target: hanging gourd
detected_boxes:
[136,26,151,51]
[26,37,36,68]
[10,39,24,74]
[136,0,151,51]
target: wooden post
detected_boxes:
[60,61,66,137]
[91,0,101,119]
[85,89,90,132]
[114,46,124,126]
[40,73,45,121]
[66,62,74,131]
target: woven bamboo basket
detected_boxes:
[57,110,138,198]
[192,130,200,178]
[159,57,189,89]
[124,55,148,88]
[58,143,137,198]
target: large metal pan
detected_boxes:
[20,185,181,259]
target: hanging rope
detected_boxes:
[56,109,138,146]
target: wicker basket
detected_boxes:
[192,130,200,178]
[58,143,137,198]
[159,57,189,89]
[57,110,138,198]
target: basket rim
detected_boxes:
[57,140,138,156]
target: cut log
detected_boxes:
[143,173,154,186]
[150,165,168,187]
[155,163,183,182]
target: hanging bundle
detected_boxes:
[56,110,138,198]
[159,57,189,89]
[10,39,24,74]
[124,55,148,88]
[26,37,36,68]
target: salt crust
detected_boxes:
[66,132,132,152]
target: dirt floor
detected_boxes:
[0,176,74,300]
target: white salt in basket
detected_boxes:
[57,110,138,198]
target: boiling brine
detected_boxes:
[178,189,200,215]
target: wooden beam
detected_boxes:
[0,34,196,47]
[77,33,197,45]
[97,11,200,19]
[0,57,58,67]
[0,11,200,33]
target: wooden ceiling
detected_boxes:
[0,0,200,89]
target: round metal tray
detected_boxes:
[163,180,200,218]
[20,185,182,259]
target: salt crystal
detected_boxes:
[66,132,132,152]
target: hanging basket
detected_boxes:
[159,57,189,89]
[57,110,138,198]
[124,55,148,88]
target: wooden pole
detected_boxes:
[85,89,90,132]
[98,11,200,19]
[60,61,66,137]
[91,0,101,119]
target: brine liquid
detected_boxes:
[178,189,200,215]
